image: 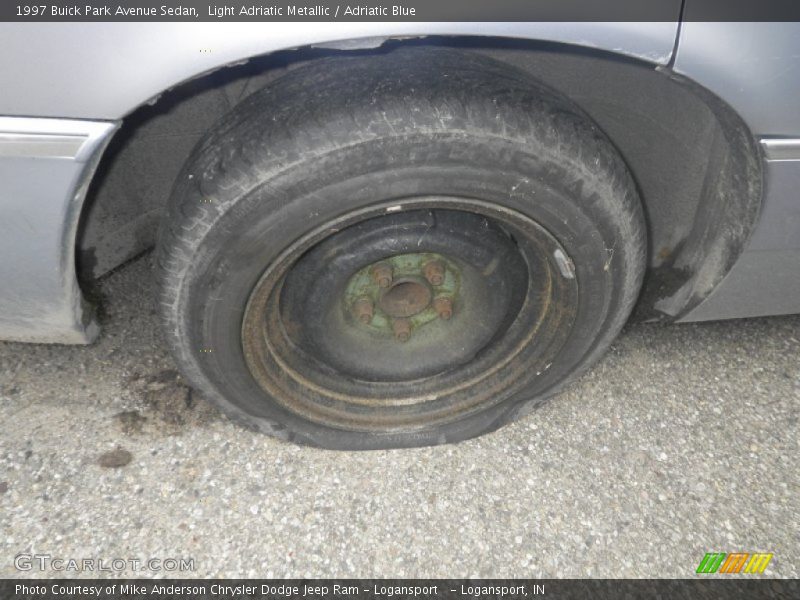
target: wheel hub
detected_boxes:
[379,280,432,318]
[344,253,460,341]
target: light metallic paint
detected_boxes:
[673,22,800,322]
[0,118,116,343]
[0,22,679,119]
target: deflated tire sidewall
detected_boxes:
[157,48,646,449]
[170,138,640,449]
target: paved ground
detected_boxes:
[0,253,798,579]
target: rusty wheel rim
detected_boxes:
[241,197,578,432]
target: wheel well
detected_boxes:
[76,36,762,321]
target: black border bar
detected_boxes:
[2,0,800,22]
[3,579,798,600]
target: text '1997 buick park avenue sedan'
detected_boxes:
[1,13,798,449]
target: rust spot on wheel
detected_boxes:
[392,318,412,342]
[352,297,374,324]
[344,252,460,338]
[422,260,445,286]
[378,279,432,318]
[370,262,393,288]
[433,296,453,320]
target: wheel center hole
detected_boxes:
[378,280,432,318]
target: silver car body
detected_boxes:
[0,20,798,343]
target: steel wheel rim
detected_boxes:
[241,196,579,432]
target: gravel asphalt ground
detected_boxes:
[1,253,798,578]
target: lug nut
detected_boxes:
[353,297,374,324]
[371,263,393,288]
[423,260,445,286]
[392,318,412,342]
[433,297,453,320]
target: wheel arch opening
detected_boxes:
[75,36,763,322]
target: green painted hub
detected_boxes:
[344,253,460,336]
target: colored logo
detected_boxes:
[696,552,773,574]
